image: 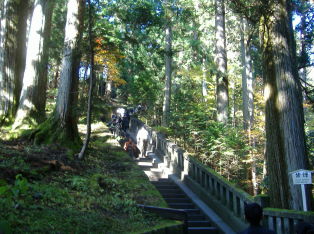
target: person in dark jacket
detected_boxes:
[121,111,130,134]
[239,203,275,234]
[296,221,314,234]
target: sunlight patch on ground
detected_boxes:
[77,121,119,146]
[78,122,107,136]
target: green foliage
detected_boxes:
[164,73,250,184]
[153,126,173,137]
[0,135,171,233]
[0,220,11,234]
[0,174,31,211]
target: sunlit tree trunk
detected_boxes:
[298,7,307,94]
[15,0,30,112]
[31,0,84,148]
[53,64,60,89]
[55,0,84,132]
[240,17,254,131]
[202,59,208,103]
[0,0,20,123]
[215,0,228,123]
[78,0,94,160]
[14,0,54,127]
[105,79,113,98]
[162,0,172,127]
[261,0,311,210]
[240,17,257,195]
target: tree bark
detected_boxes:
[78,0,94,160]
[240,17,258,195]
[14,0,54,127]
[0,0,20,123]
[14,0,30,114]
[162,1,172,127]
[30,0,84,149]
[162,24,172,127]
[55,0,84,141]
[298,5,308,96]
[240,17,254,131]
[261,0,311,210]
[215,0,228,124]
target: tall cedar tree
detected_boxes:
[32,0,84,148]
[14,0,54,127]
[215,0,228,123]
[78,0,94,159]
[261,0,311,210]
[162,0,173,127]
[0,0,29,124]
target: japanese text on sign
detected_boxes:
[291,170,312,184]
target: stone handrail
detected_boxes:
[129,118,314,233]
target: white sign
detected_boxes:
[291,169,312,185]
[290,169,313,211]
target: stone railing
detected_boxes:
[129,118,314,233]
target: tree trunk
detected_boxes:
[78,0,94,160]
[0,0,20,123]
[162,1,172,127]
[215,0,228,124]
[14,0,30,114]
[55,0,84,139]
[14,0,54,127]
[53,64,60,89]
[230,79,236,127]
[261,0,311,210]
[240,17,257,195]
[99,71,105,96]
[298,6,307,98]
[105,79,113,99]
[202,59,208,103]
[240,17,254,131]
[31,0,84,149]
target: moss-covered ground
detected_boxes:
[0,97,176,233]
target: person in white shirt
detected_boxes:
[137,127,148,157]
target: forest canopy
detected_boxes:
[0,0,314,218]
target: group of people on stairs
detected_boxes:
[123,126,148,159]
[106,105,148,159]
[106,105,145,137]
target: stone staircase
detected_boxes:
[135,157,219,234]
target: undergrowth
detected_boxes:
[0,97,174,233]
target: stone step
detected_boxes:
[149,168,164,172]
[156,178,170,182]
[136,161,154,166]
[164,198,191,203]
[153,184,178,190]
[137,161,159,169]
[144,171,166,180]
[187,214,206,221]
[168,203,195,209]
[188,227,219,234]
[161,193,187,199]
[136,157,153,162]
[182,209,200,215]
[139,165,154,171]
[135,148,218,234]
[187,220,212,227]
[158,188,183,195]
[151,181,174,186]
